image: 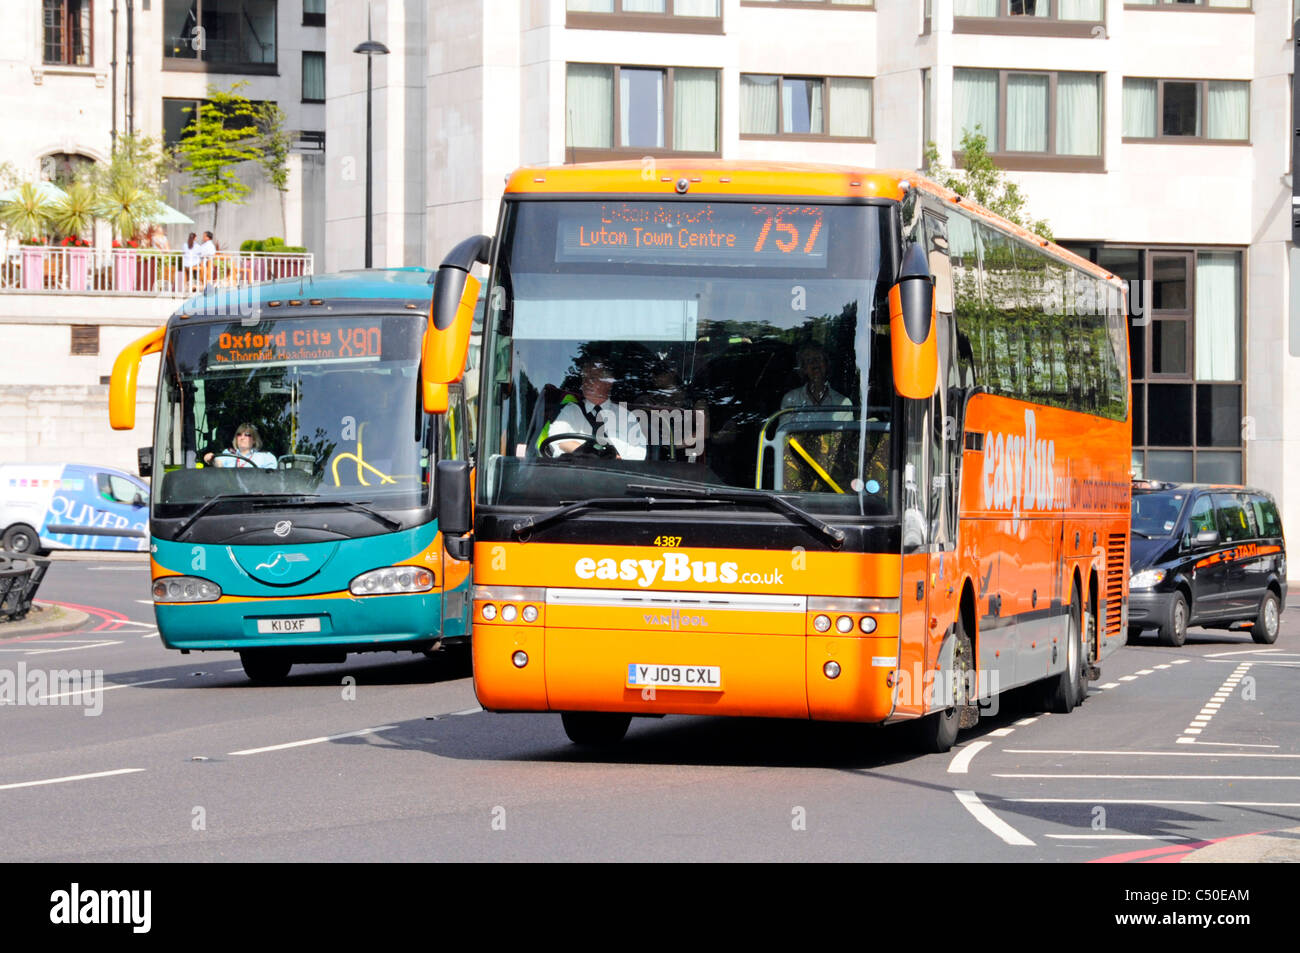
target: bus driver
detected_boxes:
[542,357,647,461]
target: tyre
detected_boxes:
[1045,588,1086,713]
[561,712,631,747]
[239,650,293,684]
[1251,591,1281,645]
[912,619,974,753]
[1,524,39,555]
[1157,592,1188,647]
[1126,627,1143,645]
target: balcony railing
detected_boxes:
[0,247,314,297]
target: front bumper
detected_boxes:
[1127,587,1175,630]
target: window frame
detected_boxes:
[162,0,279,76]
[564,63,721,161]
[1124,0,1252,11]
[43,0,93,67]
[740,1,875,9]
[301,50,325,104]
[954,0,1105,37]
[1121,77,1251,144]
[739,73,875,142]
[952,67,1105,172]
[566,0,724,34]
[302,0,325,27]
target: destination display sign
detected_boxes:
[208,318,393,365]
[556,202,829,269]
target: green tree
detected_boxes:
[92,133,171,241]
[924,129,1054,242]
[175,82,263,235]
[256,101,292,236]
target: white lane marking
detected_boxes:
[1180,740,1281,749]
[23,641,124,655]
[1005,748,1300,759]
[1098,682,1120,689]
[114,620,157,628]
[995,773,1300,780]
[1207,660,1300,667]
[0,768,145,791]
[1135,669,1154,675]
[1179,662,1250,744]
[988,727,1015,737]
[87,567,146,572]
[1012,798,1300,806]
[1154,664,1172,669]
[228,724,397,756]
[449,706,482,716]
[1013,717,1039,726]
[947,740,991,774]
[954,791,1034,846]
[135,600,153,605]
[1045,834,1189,841]
[37,677,174,702]
[1119,675,1138,681]
[1205,648,1281,658]
[1172,659,1190,664]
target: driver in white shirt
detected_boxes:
[543,357,647,461]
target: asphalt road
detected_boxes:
[3,553,1298,862]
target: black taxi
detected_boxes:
[1129,482,1286,647]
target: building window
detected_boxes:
[303,0,325,27]
[163,96,269,147]
[567,0,723,33]
[741,1,875,9]
[302,51,325,102]
[954,0,1103,35]
[163,0,277,74]
[565,64,719,158]
[1064,244,1245,483]
[740,75,873,140]
[1122,78,1249,142]
[1125,1,1251,9]
[71,325,99,357]
[43,0,92,66]
[953,68,1102,170]
[41,152,95,187]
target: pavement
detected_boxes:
[0,602,90,637]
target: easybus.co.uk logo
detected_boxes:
[573,553,784,588]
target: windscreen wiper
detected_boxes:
[511,495,726,539]
[627,483,845,547]
[275,498,403,532]
[176,494,401,538]
[175,493,302,540]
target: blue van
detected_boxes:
[0,464,149,554]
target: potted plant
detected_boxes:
[111,237,142,291]
[0,182,55,290]
[49,181,98,291]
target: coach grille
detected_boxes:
[1105,533,1127,641]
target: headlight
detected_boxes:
[348,566,435,596]
[153,576,221,603]
[1130,569,1166,590]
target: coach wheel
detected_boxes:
[1046,588,1085,714]
[912,619,973,754]
[561,712,631,747]
[240,650,293,684]
[1251,591,1280,645]
[1157,593,1188,648]
[1,524,39,555]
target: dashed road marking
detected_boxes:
[35,677,174,702]
[1098,682,1120,690]
[0,768,145,792]
[228,724,398,756]
[1181,662,1249,742]
[1004,748,1300,759]
[996,773,1300,781]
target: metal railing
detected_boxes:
[0,247,314,297]
[0,554,50,623]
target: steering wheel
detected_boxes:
[537,432,602,457]
[210,451,259,468]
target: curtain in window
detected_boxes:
[673,68,718,151]
[1211,0,1250,8]
[954,0,998,14]
[1194,252,1240,382]
[620,69,664,148]
[623,0,667,11]
[782,79,824,134]
[829,78,872,137]
[304,0,326,12]
[1057,0,1103,19]
[567,0,614,10]
[674,0,720,14]
[1005,74,1048,152]
[1123,79,1157,138]
[566,65,613,149]
[1011,0,1050,16]
[953,69,998,147]
[303,52,325,101]
[1056,73,1100,155]
[1206,81,1248,140]
[740,75,778,135]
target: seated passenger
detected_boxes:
[203,423,277,469]
[781,344,852,414]
[540,357,646,461]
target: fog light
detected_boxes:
[813,614,831,632]
[522,605,538,623]
[501,604,518,622]
[824,661,841,679]
[836,615,853,633]
[859,616,877,634]
[512,650,528,668]
[482,603,497,621]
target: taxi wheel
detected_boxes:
[1,524,38,555]
[1251,591,1280,645]
[1158,593,1188,647]
[240,651,293,684]
[1046,589,1085,714]
[561,712,631,747]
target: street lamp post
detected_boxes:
[354,16,389,270]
